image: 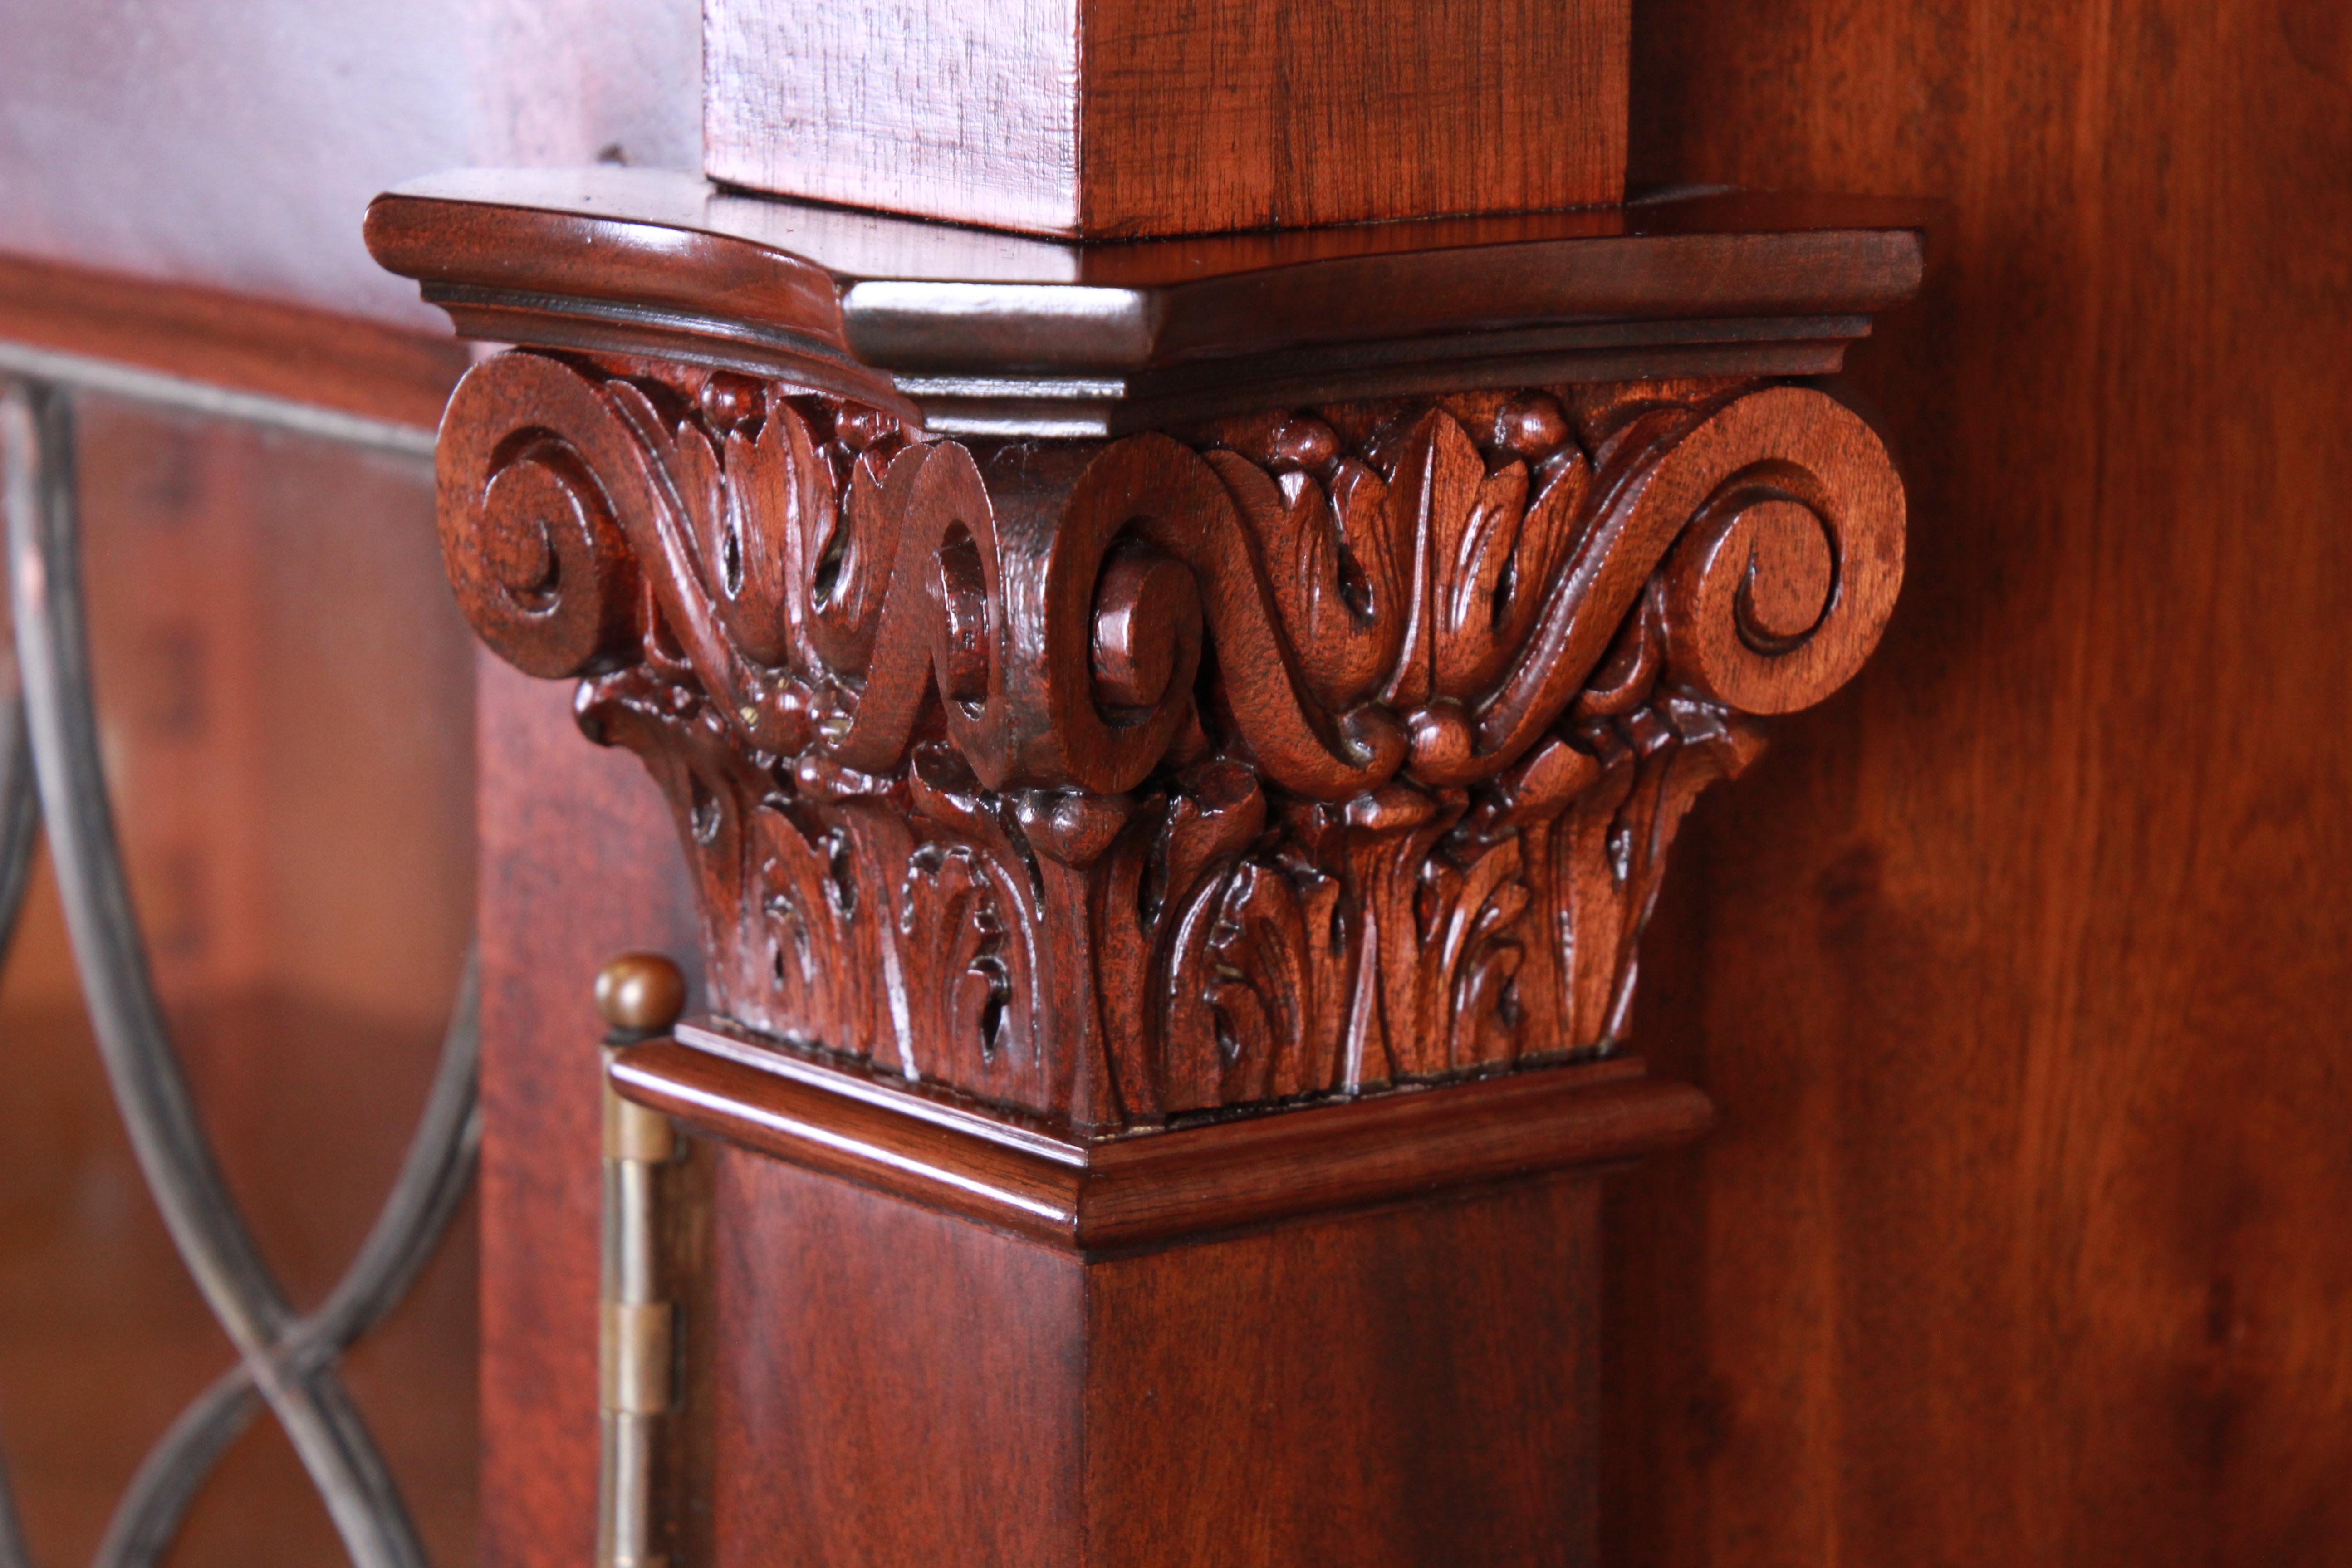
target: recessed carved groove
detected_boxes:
[439,353,1904,1131]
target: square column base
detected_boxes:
[709,1151,1599,1568]
[619,1030,1705,1567]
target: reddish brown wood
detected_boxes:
[701,1150,1083,1567]
[701,0,1627,237]
[363,171,1927,434]
[475,659,701,1568]
[382,177,1926,1568]
[429,348,1903,1132]
[1598,1,2352,1565]
[700,1141,1605,1568]
[612,1024,1707,1251]
[1084,1178,1599,1568]
[0,250,465,431]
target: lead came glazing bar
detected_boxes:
[0,377,480,1568]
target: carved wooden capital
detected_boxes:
[436,349,1901,1131]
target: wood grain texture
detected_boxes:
[705,0,1082,235]
[703,1146,1084,1568]
[476,657,701,1568]
[1084,1176,1600,1568]
[435,353,1904,1132]
[1604,0,2352,1564]
[387,176,1927,1566]
[364,172,1926,435]
[1074,0,1625,235]
[700,1143,1602,1567]
[702,0,1625,237]
[613,1026,1708,1252]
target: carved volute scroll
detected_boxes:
[439,352,1902,1132]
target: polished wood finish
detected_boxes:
[615,1023,1706,1251]
[381,173,1926,1565]
[364,170,1926,435]
[0,251,464,431]
[700,1150,1081,1567]
[702,0,1627,237]
[700,1142,1605,1567]
[1599,2,2352,1565]
[429,345,1905,1133]
[1084,1177,1598,1568]
[476,661,701,1568]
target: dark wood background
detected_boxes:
[1607,0,2352,1563]
[3,0,2346,1561]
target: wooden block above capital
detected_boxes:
[701,0,1630,237]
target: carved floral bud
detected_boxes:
[741,680,818,757]
[836,404,896,452]
[1494,393,1571,462]
[698,372,765,434]
[1403,701,1480,786]
[1267,416,1341,475]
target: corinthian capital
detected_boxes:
[430,319,1902,1129]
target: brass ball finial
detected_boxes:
[594,951,686,1034]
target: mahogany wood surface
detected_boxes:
[365,172,1925,435]
[702,1142,1604,1567]
[703,1147,1084,1568]
[1604,1,2352,1564]
[613,1024,1708,1252]
[1084,1176,1598,1568]
[0,250,465,431]
[429,347,1906,1137]
[475,658,701,1568]
[702,0,1626,237]
[395,190,1926,1564]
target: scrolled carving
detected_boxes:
[438,351,1905,1131]
[1653,392,1904,713]
[437,353,644,678]
[1467,385,1902,774]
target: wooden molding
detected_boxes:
[376,172,1921,1566]
[364,169,1927,438]
[614,1022,1709,1252]
[696,1140,1615,1566]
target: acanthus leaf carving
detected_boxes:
[438,352,1903,1131]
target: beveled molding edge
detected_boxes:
[365,167,1928,436]
[612,1020,1712,1254]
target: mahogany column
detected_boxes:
[374,0,1935,1544]
[370,168,1920,1565]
